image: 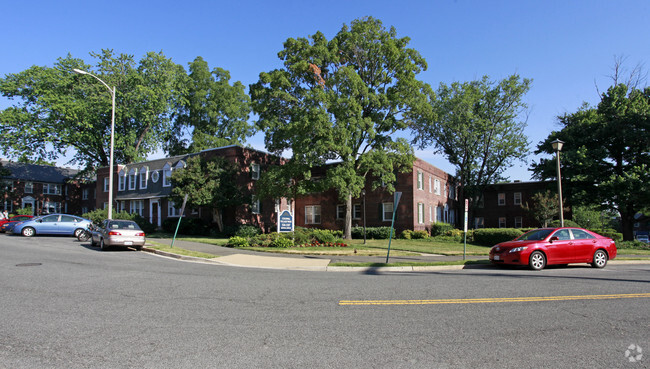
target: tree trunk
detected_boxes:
[344,193,353,239]
[212,208,223,232]
[619,208,635,241]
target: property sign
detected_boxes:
[278,210,294,232]
[463,199,469,232]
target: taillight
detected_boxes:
[135,232,145,237]
[109,231,121,236]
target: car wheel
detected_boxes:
[528,251,546,271]
[22,227,35,237]
[74,228,85,238]
[100,238,109,251]
[591,250,608,268]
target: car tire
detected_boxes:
[591,250,608,268]
[22,227,35,237]
[100,238,109,251]
[74,228,85,238]
[528,251,546,271]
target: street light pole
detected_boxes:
[73,69,116,220]
[551,139,564,227]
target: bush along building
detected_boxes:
[95,145,286,233]
[0,160,95,216]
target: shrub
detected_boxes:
[310,229,337,243]
[430,222,454,237]
[271,237,293,248]
[235,225,262,238]
[227,236,249,247]
[162,217,209,236]
[549,219,580,228]
[15,207,33,216]
[400,230,413,239]
[251,233,280,247]
[618,240,650,249]
[473,228,524,246]
[411,230,429,239]
[591,229,623,242]
[351,226,394,239]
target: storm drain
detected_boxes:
[15,263,42,267]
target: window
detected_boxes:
[82,188,89,200]
[571,229,595,240]
[118,169,126,191]
[2,200,13,213]
[449,185,455,200]
[305,205,321,224]
[251,197,260,214]
[499,217,506,228]
[251,163,260,180]
[140,167,148,189]
[104,178,110,192]
[514,192,522,206]
[498,193,506,206]
[336,205,345,220]
[163,164,172,187]
[428,176,432,193]
[429,205,433,222]
[43,201,60,214]
[514,216,523,228]
[151,171,160,183]
[353,204,361,220]
[168,201,182,217]
[130,200,144,216]
[474,217,485,229]
[43,183,61,195]
[553,229,571,240]
[382,202,393,222]
[82,207,88,214]
[128,168,137,190]
[417,171,423,190]
[417,203,425,224]
[24,182,33,194]
[2,180,13,192]
[434,179,441,195]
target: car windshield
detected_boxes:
[107,221,141,230]
[517,229,553,241]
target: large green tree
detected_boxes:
[167,57,253,155]
[0,49,186,171]
[412,75,531,223]
[170,155,246,232]
[531,84,650,240]
[250,17,428,238]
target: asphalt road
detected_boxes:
[1,235,648,368]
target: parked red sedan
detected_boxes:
[0,215,33,232]
[489,227,617,270]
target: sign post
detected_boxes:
[171,194,189,248]
[385,191,402,264]
[463,199,468,260]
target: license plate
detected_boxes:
[494,255,500,261]
[124,241,133,246]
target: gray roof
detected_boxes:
[1,160,79,183]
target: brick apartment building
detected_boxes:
[0,160,95,216]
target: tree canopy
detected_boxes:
[0,50,186,172]
[166,57,253,155]
[170,155,246,231]
[531,84,650,240]
[250,16,429,238]
[412,75,531,220]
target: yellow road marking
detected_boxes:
[339,293,650,306]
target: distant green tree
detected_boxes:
[521,190,560,227]
[167,57,254,155]
[0,49,186,172]
[531,84,650,240]
[169,155,246,232]
[250,17,428,238]
[412,75,531,223]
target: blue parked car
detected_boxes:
[12,214,92,238]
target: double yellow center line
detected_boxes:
[339,293,650,306]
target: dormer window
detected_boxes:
[128,168,138,190]
[118,169,127,191]
[140,166,148,189]
[163,163,172,187]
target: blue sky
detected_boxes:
[2,0,649,180]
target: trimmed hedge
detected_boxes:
[351,226,395,239]
[162,217,209,236]
[430,222,454,237]
[473,228,524,246]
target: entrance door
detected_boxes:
[150,200,161,228]
[21,197,35,215]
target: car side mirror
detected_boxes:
[37,219,42,223]
[550,236,559,242]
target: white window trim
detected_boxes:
[128,168,138,190]
[104,178,110,192]
[499,217,506,228]
[514,192,522,205]
[251,197,260,214]
[353,204,361,220]
[163,164,172,187]
[24,181,33,194]
[417,171,423,190]
[251,163,260,180]
[382,202,393,222]
[417,203,424,224]
[305,205,321,224]
[140,167,148,189]
[498,193,506,206]
[118,170,126,191]
[336,204,345,220]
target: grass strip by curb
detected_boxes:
[330,259,491,267]
[145,241,220,259]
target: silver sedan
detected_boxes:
[91,219,146,251]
